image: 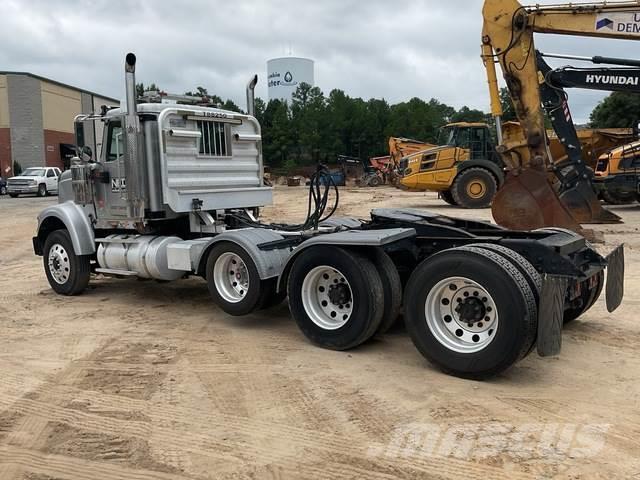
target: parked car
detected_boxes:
[0,177,6,196]
[7,167,61,197]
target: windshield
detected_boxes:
[437,127,456,146]
[21,168,46,176]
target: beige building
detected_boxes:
[0,72,118,178]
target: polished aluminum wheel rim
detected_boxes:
[48,243,70,285]
[214,252,249,303]
[425,276,498,353]
[301,266,353,330]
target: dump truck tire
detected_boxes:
[287,246,384,351]
[206,242,270,316]
[451,167,497,209]
[440,190,458,206]
[43,229,91,296]
[404,246,537,380]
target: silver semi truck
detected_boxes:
[32,54,624,379]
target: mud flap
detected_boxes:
[606,245,625,313]
[537,275,568,357]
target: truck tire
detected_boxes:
[259,278,287,310]
[440,190,458,206]
[43,229,91,296]
[206,242,271,316]
[467,243,542,302]
[287,246,384,350]
[368,176,382,187]
[371,249,402,334]
[404,246,537,379]
[37,184,47,197]
[601,189,636,205]
[563,271,604,324]
[9,193,18,198]
[0,185,6,195]
[450,167,497,209]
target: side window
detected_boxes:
[47,169,55,178]
[106,121,124,162]
[456,128,470,149]
[470,128,486,159]
[55,168,61,176]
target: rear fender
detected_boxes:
[277,228,415,293]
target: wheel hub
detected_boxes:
[456,297,486,323]
[48,243,70,285]
[328,283,351,306]
[213,252,250,304]
[425,276,499,353]
[301,266,354,330]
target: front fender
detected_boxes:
[36,201,96,255]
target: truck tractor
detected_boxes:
[33,53,624,380]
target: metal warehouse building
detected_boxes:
[0,72,118,177]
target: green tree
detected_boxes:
[450,106,488,123]
[499,87,517,122]
[590,92,640,128]
[136,82,161,97]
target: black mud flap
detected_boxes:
[537,275,568,357]
[606,245,625,313]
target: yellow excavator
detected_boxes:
[482,0,640,231]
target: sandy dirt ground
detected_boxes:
[1,186,640,479]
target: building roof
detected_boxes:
[0,71,119,103]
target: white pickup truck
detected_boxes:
[7,167,61,198]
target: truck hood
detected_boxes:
[8,175,40,181]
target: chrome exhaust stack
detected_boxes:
[125,53,138,117]
[246,74,258,116]
[123,52,145,220]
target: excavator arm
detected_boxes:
[482,0,640,231]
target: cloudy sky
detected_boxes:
[1,0,637,123]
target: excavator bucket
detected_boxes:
[492,170,584,232]
[559,181,622,224]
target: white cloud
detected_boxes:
[1,0,637,123]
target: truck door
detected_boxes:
[469,127,488,161]
[45,168,58,191]
[95,117,131,220]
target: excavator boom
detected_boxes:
[482,0,640,231]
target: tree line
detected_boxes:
[136,81,634,170]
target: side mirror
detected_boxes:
[82,146,93,160]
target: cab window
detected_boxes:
[106,121,124,162]
[455,128,471,149]
[46,169,55,178]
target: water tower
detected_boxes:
[267,57,314,104]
